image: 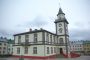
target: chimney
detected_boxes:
[29,28,32,32]
[40,28,43,30]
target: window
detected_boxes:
[24,47,28,54]
[53,36,55,44]
[59,28,62,33]
[0,43,1,45]
[34,33,38,43]
[46,33,49,43]
[0,47,1,49]
[50,35,52,44]
[3,47,6,50]
[33,47,37,54]
[47,47,49,54]
[17,47,20,54]
[3,51,5,54]
[0,51,1,54]
[4,43,6,46]
[25,35,29,43]
[18,36,21,44]
[59,38,64,44]
[54,47,56,53]
[51,47,53,54]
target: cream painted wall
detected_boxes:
[13,45,45,56]
[14,32,43,44]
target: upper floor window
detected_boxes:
[46,33,49,43]
[17,47,20,54]
[33,47,37,54]
[50,35,52,44]
[34,33,38,43]
[0,43,2,45]
[3,47,6,50]
[59,28,63,33]
[0,47,1,49]
[4,43,6,46]
[59,38,64,44]
[25,35,29,43]
[24,47,28,54]
[53,35,55,44]
[18,36,21,44]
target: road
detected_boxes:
[0,56,90,60]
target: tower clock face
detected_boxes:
[59,23,62,27]
[59,28,62,33]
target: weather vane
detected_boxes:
[59,0,61,8]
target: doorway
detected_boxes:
[60,48,63,54]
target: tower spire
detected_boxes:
[57,8,65,16]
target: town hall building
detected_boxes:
[13,8,70,58]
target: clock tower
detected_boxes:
[54,8,70,55]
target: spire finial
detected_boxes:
[59,1,61,8]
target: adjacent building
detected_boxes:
[13,8,70,58]
[83,41,90,55]
[7,39,14,55]
[0,37,8,55]
[70,41,84,55]
[0,37,14,56]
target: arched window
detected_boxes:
[59,38,64,44]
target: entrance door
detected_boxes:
[60,48,63,54]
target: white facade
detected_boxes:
[0,37,14,55]
[0,42,8,55]
[13,8,70,57]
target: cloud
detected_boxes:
[69,29,90,41]
[28,15,49,27]
[16,15,49,29]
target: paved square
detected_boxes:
[0,56,90,60]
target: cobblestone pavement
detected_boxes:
[0,56,90,60]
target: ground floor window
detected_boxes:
[47,47,49,54]
[24,47,28,54]
[51,47,53,54]
[33,47,37,54]
[54,47,56,53]
[17,47,20,54]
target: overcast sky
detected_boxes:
[0,0,90,40]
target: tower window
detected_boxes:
[59,23,62,27]
[59,38,64,44]
[59,28,63,33]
